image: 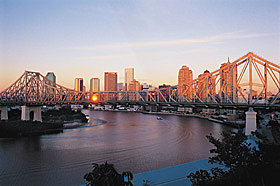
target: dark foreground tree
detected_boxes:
[84,162,133,186]
[187,130,280,186]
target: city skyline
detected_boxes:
[0,0,279,91]
[1,55,279,94]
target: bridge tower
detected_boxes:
[0,106,8,120]
[21,106,42,122]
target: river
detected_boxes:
[0,110,234,185]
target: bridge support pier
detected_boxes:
[245,108,257,135]
[21,106,42,122]
[0,106,8,120]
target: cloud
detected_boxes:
[72,31,274,51]
[75,31,275,61]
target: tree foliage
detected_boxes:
[84,162,133,186]
[187,130,280,186]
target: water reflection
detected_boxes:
[0,110,234,185]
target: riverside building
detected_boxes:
[125,68,134,90]
[45,72,56,86]
[75,78,84,92]
[90,78,100,92]
[104,72,117,91]
[178,66,193,97]
[220,59,237,103]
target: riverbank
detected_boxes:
[0,108,89,138]
[0,120,64,137]
[141,110,245,128]
[89,109,244,128]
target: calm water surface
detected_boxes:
[0,110,234,185]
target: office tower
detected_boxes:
[44,72,56,95]
[90,78,100,92]
[75,78,84,91]
[83,86,86,92]
[45,72,56,86]
[220,59,237,103]
[117,83,124,91]
[104,72,117,91]
[178,66,193,96]
[128,80,141,101]
[128,80,141,91]
[197,70,215,101]
[125,68,134,90]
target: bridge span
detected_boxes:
[0,52,279,123]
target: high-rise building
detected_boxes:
[90,78,100,92]
[44,72,56,95]
[178,66,193,96]
[104,72,117,91]
[197,70,215,101]
[128,80,141,91]
[128,80,141,101]
[220,60,237,103]
[45,72,56,87]
[125,68,134,90]
[75,78,84,91]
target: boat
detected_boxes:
[157,117,163,120]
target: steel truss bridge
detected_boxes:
[0,52,279,110]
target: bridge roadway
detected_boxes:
[1,100,279,111]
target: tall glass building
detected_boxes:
[45,72,56,87]
[125,68,134,90]
[104,72,117,91]
[75,78,84,91]
[90,78,100,92]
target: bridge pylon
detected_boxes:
[0,106,8,120]
[245,107,257,135]
[21,106,42,122]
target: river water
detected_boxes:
[0,110,234,185]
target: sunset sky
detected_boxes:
[1,0,279,91]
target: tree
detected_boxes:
[84,162,133,186]
[187,130,280,185]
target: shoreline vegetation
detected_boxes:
[0,108,88,138]
[186,130,280,186]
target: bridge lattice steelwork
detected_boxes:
[0,52,279,109]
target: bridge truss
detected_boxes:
[0,52,279,109]
[179,52,280,106]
